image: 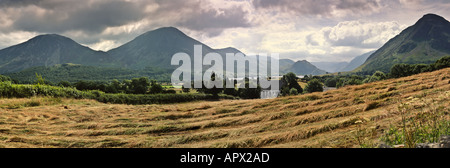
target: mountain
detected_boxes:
[279,59,295,73]
[282,60,327,75]
[340,50,376,72]
[107,27,220,70]
[215,47,244,56]
[356,14,450,73]
[311,62,349,73]
[0,34,111,73]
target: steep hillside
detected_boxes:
[0,34,111,73]
[356,14,450,73]
[107,27,219,70]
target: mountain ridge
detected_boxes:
[0,34,111,73]
[356,13,450,73]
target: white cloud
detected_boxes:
[322,20,406,48]
[0,31,37,49]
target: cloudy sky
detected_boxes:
[0,0,449,62]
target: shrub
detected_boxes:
[324,77,337,87]
[305,79,323,93]
[289,88,298,95]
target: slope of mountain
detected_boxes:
[356,14,450,73]
[107,27,219,70]
[279,59,295,73]
[0,34,111,73]
[7,63,172,83]
[340,50,376,72]
[283,60,327,75]
[311,62,349,73]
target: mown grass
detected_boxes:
[0,68,449,148]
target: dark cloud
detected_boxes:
[177,7,252,36]
[252,0,380,16]
[0,0,252,42]
[147,0,252,37]
[8,0,145,33]
[0,0,253,49]
[0,0,43,8]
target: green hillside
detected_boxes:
[356,14,450,74]
[6,63,172,84]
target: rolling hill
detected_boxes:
[283,60,327,75]
[0,34,111,73]
[356,14,450,73]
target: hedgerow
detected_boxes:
[0,82,234,104]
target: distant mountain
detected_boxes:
[215,47,244,56]
[282,60,327,75]
[311,62,348,73]
[340,50,376,72]
[356,14,450,73]
[279,59,295,73]
[0,34,111,73]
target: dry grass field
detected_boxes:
[0,68,449,148]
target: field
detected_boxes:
[0,68,449,148]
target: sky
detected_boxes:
[0,0,449,62]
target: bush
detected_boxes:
[0,82,234,105]
[432,56,450,70]
[289,88,298,95]
[389,56,450,78]
[324,77,337,87]
[305,79,323,93]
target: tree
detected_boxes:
[281,72,303,95]
[122,80,132,93]
[35,73,47,85]
[0,75,11,82]
[105,79,121,93]
[324,77,337,87]
[289,88,298,95]
[432,56,450,70]
[372,71,387,80]
[365,71,387,83]
[58,81,71,87]
[223,78,237,96]
[131,77,150,94]
[236,77,262,99]
[390,64,414,78]
[149,80,164,94]
[198,72,223,97]
[305,79,323,93]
